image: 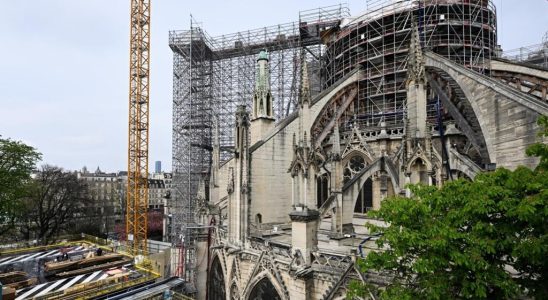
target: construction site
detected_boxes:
[0,235,187,299]
[2,0,547,299]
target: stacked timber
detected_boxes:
[55,257,133,278]
[43,260,78,272]
[2,286,16,300]
[0,271,37,289]
[44,253,125,274]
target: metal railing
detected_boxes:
[172,292,195,300]
[0,233,170,258]
[501,43,548,67]
[39,273,158,300]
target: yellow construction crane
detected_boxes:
[126,0,150,255]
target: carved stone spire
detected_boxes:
[250,50,276,144]
[406,21,426,86]
[213,116,220,149]
[252,49,274,119]
[230,104,251,244]
[300,52,311,106]
[405,19,428,141]
[197,175,206,201]
[235,105,250,158]
[297,51,312,148]
[403,20,434,189]
[211,117,220,188]
[289,63,321,258]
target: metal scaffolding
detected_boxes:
[169,5,349,288]
[169,17,212,286]
[502,40,548,68]
[323,0,497,132]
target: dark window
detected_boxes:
[354,178,373,214]
[249,277,282,300]
[316,174,329,208]
[208,257,226,300]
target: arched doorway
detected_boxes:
[208,256,226,300]
[249,277,282,300]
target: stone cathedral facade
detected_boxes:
[187,23,546,300]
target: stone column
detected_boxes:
[289,208,319,265]
[380,173,388,201]
[304,177,308,207]
[291,177,296,208]
[229,105,250,245]
[289,275,314,300]
[372,174,382,210]
[405,172,411,197]
[428,171,434,186]
[289,207,319,300]
[329,195,343,236]
[330,154,343,237]
[194,230,209,300]
[250,118,275,144]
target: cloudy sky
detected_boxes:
[1,0,547,172]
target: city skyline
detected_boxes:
[1,0,546,171]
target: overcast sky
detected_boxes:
[1,0,546,172]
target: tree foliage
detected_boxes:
[0,137,41,235]
[351,117,548,299]
[20,165,91,243]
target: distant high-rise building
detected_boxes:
[155,161,162,173]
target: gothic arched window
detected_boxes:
[316,174,329,208]
[208,257,226,300]
[249,277,282,300]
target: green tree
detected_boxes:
[0,137,41,236]
[20,165,91,243]
[350,117,548,299]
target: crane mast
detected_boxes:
[126,0,150,255]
